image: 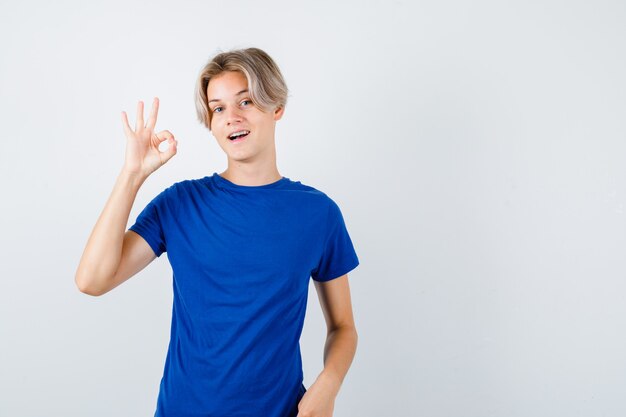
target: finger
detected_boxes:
[155,130,174,141]
[160,138,178,164]
[153,130,174,149]
[146,97,159,130]
[121,111,133,136]
[135,100,144,131]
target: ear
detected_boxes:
[273,106,285,121]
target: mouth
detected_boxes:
[228,130,250,143]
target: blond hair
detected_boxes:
[194,47,289,131]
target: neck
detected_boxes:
[219,163,282,187]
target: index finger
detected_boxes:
[145,97,159,130]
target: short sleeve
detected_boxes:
[128,188,170,257]
[311,198,360,282]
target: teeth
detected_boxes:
[229,130,249,139]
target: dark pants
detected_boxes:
[287,383,307,417]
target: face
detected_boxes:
[207,70,284,162]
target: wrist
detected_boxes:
[317,369,343,395]
[120,167,147,180]
[118,168,148,189]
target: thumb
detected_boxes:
[160,137,178,164]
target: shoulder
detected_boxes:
[165,176,211,195]
[287,178,332,201]
[149,177,205,211]
[287,179,345,219]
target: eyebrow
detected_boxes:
[208,89,249,104]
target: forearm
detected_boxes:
[317,325,358,396]
[75,170,146,294]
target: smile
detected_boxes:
[228,130,250,141]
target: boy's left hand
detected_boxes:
[296,373,340,417]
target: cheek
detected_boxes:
[210,118,222,133]
[249,115,267,128]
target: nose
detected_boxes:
[225,106,244,125]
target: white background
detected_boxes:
[1,0,625,416]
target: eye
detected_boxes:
[241,99,251,106]
[213,106,223,113]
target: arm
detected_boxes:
[74,171,152,296]
[74,98,178,296]
[314,274,358,393]
[297,274,357,417]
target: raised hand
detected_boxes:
[121,97,178,178]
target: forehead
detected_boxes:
[207,71,248,100]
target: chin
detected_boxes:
[227,151,256,162]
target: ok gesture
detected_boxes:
[121,97,178,178]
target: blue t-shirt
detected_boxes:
[128,172,360,417]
